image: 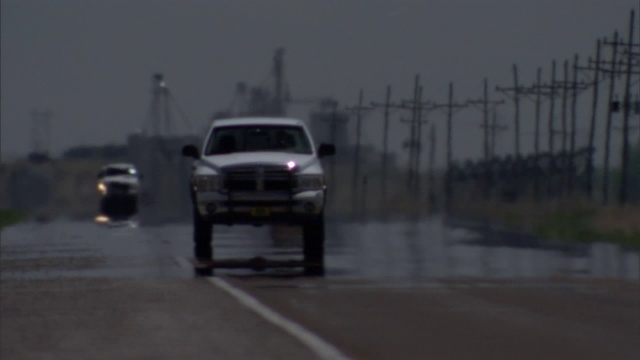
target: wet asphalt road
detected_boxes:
[2,215,639,281]
[1,216,639,359]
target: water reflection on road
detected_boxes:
[327,216,640,281]
[1,215,638,281]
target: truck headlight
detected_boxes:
[194,175,221,192]
[296,175,324,191]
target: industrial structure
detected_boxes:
[129,74,198,224]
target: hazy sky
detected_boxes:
[2,0,638,166]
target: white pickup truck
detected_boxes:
[181,117,335,275]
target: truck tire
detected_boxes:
[302,215,325,276]
[192,205,213,262]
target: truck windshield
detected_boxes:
[98,167,134,178]
[205,125,313,155]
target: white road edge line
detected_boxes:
[209,277,353,360]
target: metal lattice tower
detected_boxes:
[144,73,193,137]
[147,74,171,137]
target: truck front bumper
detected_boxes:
[195,190,325,225]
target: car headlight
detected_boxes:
[97,182,107,195]
[296,174,324,191]
[194,175,221,192]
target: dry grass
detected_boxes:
[592,206,640,235]
[451,196,640,247]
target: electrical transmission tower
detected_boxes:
[144,73,193,138]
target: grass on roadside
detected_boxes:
[518,204,640,248]
[0,209,28,231]
[451,198,640,248]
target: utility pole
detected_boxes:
[568,54,580,195]
[512,70,545,199]
[598,20,640,205]
[509,68,559,199]
[576,39,602,199]
[400,86,431,198]
[489,107,509,157]
[514,61,561,197]
[428,123,437,212]
[371,84,425,207]
[619,9,636,206]
[514,65,521,157]
[549,57,590,196]
[517,59,589,198]
[496,64,523,157]
[469,79,505,163]
[381,85,392,207]
[429,83,469,210]
[413,86,426,195]
[400,75,437,198]
[408,75,421,190]
[370,85,394,208]
[371,76,435,203]
[534,68,543,198]
[483,79,490,162]
[345,89,373,215]
[561,60,569,157]
[601,31,621,205]
[468,78,505,198]
[303,98,343,188]
[548,60,558,155]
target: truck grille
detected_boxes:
[223,166,293,192]
[107,183,131,195]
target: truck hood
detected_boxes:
[196,152,322,174]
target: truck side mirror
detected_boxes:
[317,143,335,158]
[182,145,200,159]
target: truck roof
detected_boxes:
[211,117,306,128]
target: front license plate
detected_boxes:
[250,207,270,217]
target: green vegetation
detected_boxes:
[532,206,640,248]
[454,198,640,248]
[0,209,28,231]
